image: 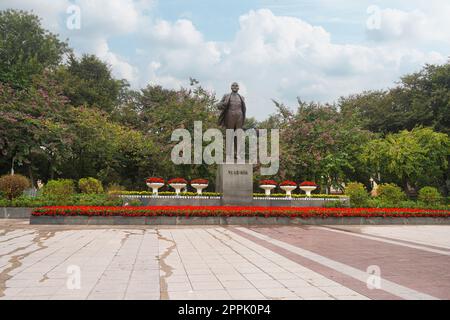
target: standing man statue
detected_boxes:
[217,82,246,131]
[216,82,246,161]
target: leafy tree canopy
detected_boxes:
[0,10,69,89]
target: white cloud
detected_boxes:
[1,2,448,119]
[366,5,450,44]
[0,0,70,32]
[140,9,445,119]
[72,0,141,36]
[0,0,143,83]
[94,39,138,82]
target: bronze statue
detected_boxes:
[216,82,247,161]
[217,82,246,130]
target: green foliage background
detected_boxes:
[0,10,449,197]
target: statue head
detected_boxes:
[231,82,239,93]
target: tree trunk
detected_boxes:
[28,164,35,188]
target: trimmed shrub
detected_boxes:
[0,198,9,206]
[70,194,123,206]
[345,182,369,207]
[3,194,123,207]
[418,187,442,206]
[43,179,75,198]
[0,174,30,200]
[78,177,104,194]
[377,183,406,204]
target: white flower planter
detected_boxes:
[146,182,164,195]
[170,183,187,195]
[191,183,208,195]
[280,185,297,198]
[260,184,276,196]
[300,186,317,197]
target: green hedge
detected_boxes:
[365,198,448,210]
[0,194,123,207]
[253,193,347,199]
[111,191,346,199]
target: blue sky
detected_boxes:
[2,0,449,119]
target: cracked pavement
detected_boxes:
[0,220,449,300]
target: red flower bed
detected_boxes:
[191,179,209,185]
[146,177,164,184]
[32,206,450,219]
[280,180,297,187]
[300,181,317,187]
[260,180,277,186]
[168,178,187,184]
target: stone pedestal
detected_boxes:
[216,163,253,206]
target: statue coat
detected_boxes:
[217,93,246,129]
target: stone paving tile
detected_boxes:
[191,281,224,291]
[342,226,450,250]
[238,226,450,300]
[1,221,448,300]
[226,289,266,300]
[221,280,255,289]
[259,288,298,299]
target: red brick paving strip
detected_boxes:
[237,226,450,300]
[324,226,450,253]
[229,226,401,300]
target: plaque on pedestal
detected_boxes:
[216,163,253,206]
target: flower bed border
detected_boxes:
[30,206,450,225]
[32,205,449,218]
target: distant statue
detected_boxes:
[370,178,379,197]
[216,82,247,161]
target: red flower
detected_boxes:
[31,206,450,218]
[191,179,209,185]
[260,180,277,186]
[168,178,187,184]
[280,180,297,187]
[300,181,317,187]
[146,177,164,184]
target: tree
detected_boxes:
[339,62,450,135]
[133,84,220,183]
[59,107,158,189]
[268,99,373,191]
[57,54,124,112]
[0,10,69,89]
[0,71,73,182]
[399,63,450,135]
[361,127,450,193]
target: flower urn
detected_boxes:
[259,180,277,196]
[299,181,317,197]
[168,178,188,196]
[280,181,297,198]
[191,179,209,195]
[146,178,165,195]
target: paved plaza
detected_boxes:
[0,220,449,300]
